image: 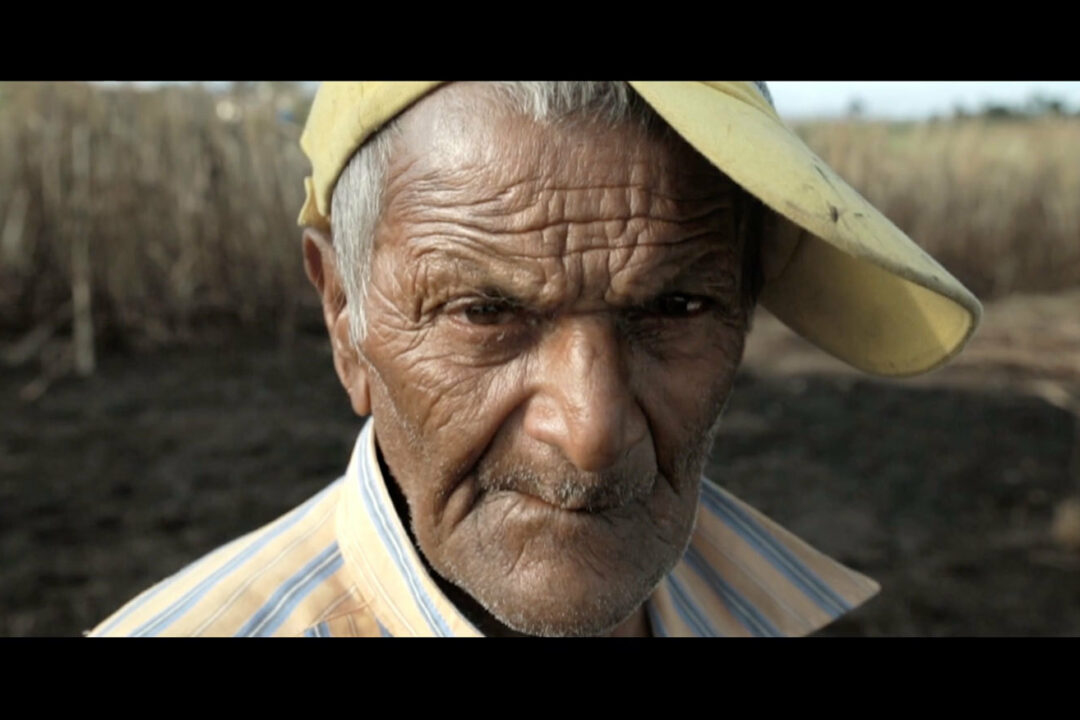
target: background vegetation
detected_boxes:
[2,81,1078,358]
[0,82,312,358]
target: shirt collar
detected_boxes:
[335,421,878,637]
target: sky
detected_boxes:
[97,81,1080,120]
[767,81,1080,120]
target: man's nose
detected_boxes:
[522,315,647,472]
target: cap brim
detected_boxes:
[629,81,982,377]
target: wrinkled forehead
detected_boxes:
[368,84,746,304]
[382,82,739,219]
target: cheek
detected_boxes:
[363,314,530,513]
[633,322,745,472]
[371,343,521,452]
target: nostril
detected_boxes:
[565,404,628,470]
[523,391,646,474]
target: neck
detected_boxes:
[609,605,651,637]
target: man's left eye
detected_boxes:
[462,301,520,326]
[645,294,712,318]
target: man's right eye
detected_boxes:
[641,293,714,319]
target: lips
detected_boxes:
[479,469,657,513]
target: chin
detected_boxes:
[427,476,700,636]
[465,555,670,637]
[484,593,643,638]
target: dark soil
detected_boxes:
[3,333,1079,636]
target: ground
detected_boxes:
[3,293,1079,636]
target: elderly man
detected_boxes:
[90,81,980,637]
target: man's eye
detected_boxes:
[646,294,712,318]
[462,301,520,326]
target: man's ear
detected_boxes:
[302,227,372,417]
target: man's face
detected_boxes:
[348,83,752,636]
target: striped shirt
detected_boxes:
[88,420,879,637]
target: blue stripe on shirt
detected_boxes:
[699,480,850,617]
[95,530,251,637]
[131,481,340,637]
[95,480,339,637]
[665,573,721,637]
[237,543,343,637]
[354,442,455,637]
[681,545,782,637]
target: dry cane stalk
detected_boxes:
[71,122,94,377]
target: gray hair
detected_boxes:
[330,81,771,346]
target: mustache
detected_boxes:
[466,400,724,513]
[475,459,659,512]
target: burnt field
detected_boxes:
[3,321,1078,636]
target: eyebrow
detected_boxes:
[411,240,742,313]
[414,251,548,305]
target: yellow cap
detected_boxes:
[298,81,982,378]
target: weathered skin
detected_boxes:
[303,82,754,637]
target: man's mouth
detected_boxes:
[479,470,657,513]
